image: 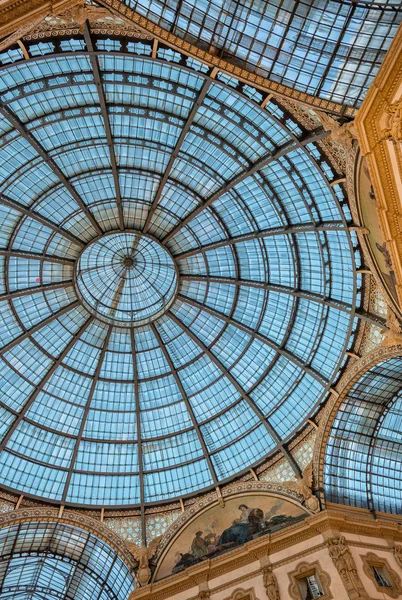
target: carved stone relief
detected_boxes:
[262,565,281,600]
[327,537,369,599]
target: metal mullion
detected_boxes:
[143,78,212,233]
[180,275,352,313]
[0,194,84,247]
[176,295,327,385]
[0,315,94,453]
[130,328,145,543]
[0,104,103,236]
[354,309,388,330]
[277,155,332,369]
[266,0,301,79]
[0,280,73,301]
[315,3,356,96]
[0,522,22,594]
[151,322,219,486]
[174,222,345,258]
[61,326,113,503]
[84,22,124,231]
[0,300,80,356]
[93,554,119,600]
[0,249,75,265]
[168,311,301,475]
[162,129,329,243]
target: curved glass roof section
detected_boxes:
[0,521,135,599]
[324,357,402,514]
[0,36,358,507]
[74,232,178,326]
[116,0,402,108]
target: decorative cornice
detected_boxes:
[127,507,402,600]
[0,0,81,37]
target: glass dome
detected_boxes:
[74,232,178,326]
[0,36,357,506]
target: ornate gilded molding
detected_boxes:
[0,506,137,571]
[0,0,81,38]
[355,23,402,307]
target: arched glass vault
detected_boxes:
[0,30,361,507]
[324,356,402,514]
[104,0,402,109]
[0,520,135,599]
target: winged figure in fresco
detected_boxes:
[284,461,320,513]
[127,535,162,586]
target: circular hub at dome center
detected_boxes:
[74,232,178,326]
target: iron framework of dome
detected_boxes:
[0,29,362,508]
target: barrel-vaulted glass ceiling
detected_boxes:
[325,357,402,514]
[113,0,402,108]
[0,33,360,507]
[0,521,135,599]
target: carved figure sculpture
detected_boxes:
[263,565,281,600]
[127,535,162,586]
[327,537,369,599]
[316,111,357,152]
[284,461,320,513]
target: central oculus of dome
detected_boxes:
[74,231,178,326]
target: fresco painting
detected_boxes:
[155,494,308,580]
[358,155,399,304]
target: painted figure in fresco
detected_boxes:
[217,505,263,546]
[191,531,209,559]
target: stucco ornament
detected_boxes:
[198,591,211,600]
[127,535,162,586]
[327,537,369,599]
[317,111,357,152]
[284,461,320,513]
[57,0,113,31]
[382,99,402,143]
[262,565,281,600]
